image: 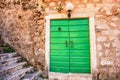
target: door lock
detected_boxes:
[65,40,74,48]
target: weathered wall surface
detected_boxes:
[45,0,120,80]
[96,6,120,80]
[0,0,120,80]
[0,0,46,71]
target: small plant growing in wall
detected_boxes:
[0,43,15,53]
[56,2,64,13]
[0,35,15,53]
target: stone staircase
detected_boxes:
[0,52,45,80]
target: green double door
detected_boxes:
[50,18,91,73]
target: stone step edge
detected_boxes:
[0,52,17,57]
[23,71,42,80]
[4,67,34,80]
[0,62,27,72]
[0,56,21,63]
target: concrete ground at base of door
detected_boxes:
[49,72,92,80]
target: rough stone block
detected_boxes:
[99,72,108,80]
[100,57,114,66]
[96,23,108,29]
[105,10,112,15]
[105,0,117,3]
[81,0,88,3]
[104,43,110,48]
[97,44,102,51]
[93,0,100,3]
[97,36,107,42]
[87,3,95,8]
[98,52,103,57]
[49,2,56,7]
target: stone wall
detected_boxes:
[0,0,46,72]
[0,0,120,80]
[95,5,120,80]
[44,0,120,80]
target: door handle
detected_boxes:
[65,40,68,47]
[70,40,74,48]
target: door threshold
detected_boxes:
[49,72,92,80]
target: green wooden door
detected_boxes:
[50,18,91,73]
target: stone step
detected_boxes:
[0,53,8,61]
[0,52,17,57]
[0,53,6,56]
[0,52,18,61]
[0,62,27,73]
[0,62,27,79]
[37,78,44,80]
[23,71,42,80]
[3,66,34,80]
[7,52,18,57]
[0,56,22,67]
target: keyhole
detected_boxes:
[58,27,61,31]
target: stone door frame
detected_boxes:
[45,14,97,78]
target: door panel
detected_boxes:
[70,44,90,50]
[69,26,88,31]
[50,44,69,49]
[50,67,69,73]
[50,61,69,67]
[50,18,91,73]
[69,18,90,73]
[51,19,68,25]
[70,68,90,73]
[70,61,91,73]
[51,32,69,37]
[69,18,88,25]
[50,57,69,62]
[70,62,90,67]
[70,57,90,62]
[70,32,89,37]
[51,26,69,32]
[70,38,89,44]
[70,50,90,57]
[50,58,69,73]
[51,38,69,44]
[50,50,69,56]
[50,19,69,73]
